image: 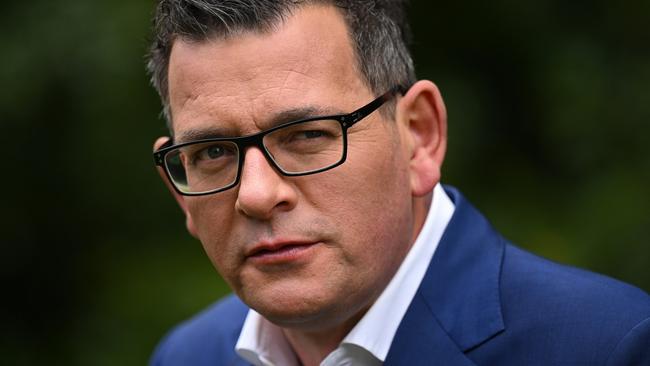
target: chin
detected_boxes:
[250,290,371,333]
[245,291,339,328]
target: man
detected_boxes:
[147,1,650,365]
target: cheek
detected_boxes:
[344,129,411,207]
[316,130,413,258]
[185,196,240,276]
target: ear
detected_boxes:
[395,80,448,197]
[154,136,199,238]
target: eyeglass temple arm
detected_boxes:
[346,85,408,125]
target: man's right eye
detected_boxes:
[200,145,226,160]
[189,143,236,166]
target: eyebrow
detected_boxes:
[174,105,342,144]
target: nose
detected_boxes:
[235,147,298,219]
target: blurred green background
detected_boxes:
[1,0,648,364]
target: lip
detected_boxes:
[245,239,320,265]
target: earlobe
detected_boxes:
[397,80,448,197]
[154,136,199,238]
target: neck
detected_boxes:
[282,309,366,366]
[411,193,433,244]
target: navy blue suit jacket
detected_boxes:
[151,187,650,365]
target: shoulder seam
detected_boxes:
[604,315,650,365]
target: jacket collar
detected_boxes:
[386,186,505,364]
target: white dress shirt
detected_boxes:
[235,184,455,366]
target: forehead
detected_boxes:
[167,4,371,139]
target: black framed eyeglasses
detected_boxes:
[153,86,405,196]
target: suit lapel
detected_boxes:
[385,293,477,365]
[386,186,505,364]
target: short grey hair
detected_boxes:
[147,0,416,130]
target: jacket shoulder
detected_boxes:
[477,243,650,364]
[150,294,249,366]
[502,243,650,319]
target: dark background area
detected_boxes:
[1,1,648,364]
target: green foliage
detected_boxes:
[1,0,648,364]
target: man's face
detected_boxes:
[165,5,418,330]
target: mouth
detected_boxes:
[246,240,320,265]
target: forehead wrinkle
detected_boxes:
[181,66,315,119]
[170,73,242,127]
[244,72,317,128]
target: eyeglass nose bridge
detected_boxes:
[232,132,288,181]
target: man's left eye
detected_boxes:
[300,130,325,139]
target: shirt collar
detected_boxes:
[235,184,455,365]
[236,310,299,366]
